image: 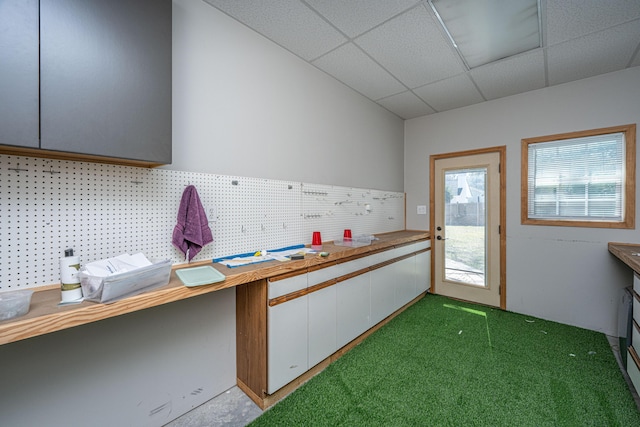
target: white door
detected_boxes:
[432,150,504,308]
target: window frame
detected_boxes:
[521,124,636,229]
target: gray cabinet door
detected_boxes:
[40,0,172,164]
[0,0,39,148]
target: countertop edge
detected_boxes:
[608,242,640,276]
[0,230,430,345]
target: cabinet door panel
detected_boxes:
[336,273,370,348]
[268,297,308,394]
[395,256,416,307]
[0,0,39,148]
[308,285,337,369]
[370,263,397,324]
[40,0,171,163]
[416,251,431,294]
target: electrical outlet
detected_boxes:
[205,205,217,222]
[417,205,427,215]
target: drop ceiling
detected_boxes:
[203,0,640,120]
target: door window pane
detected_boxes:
[444,168,486,287]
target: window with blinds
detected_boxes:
[521,124,635,229]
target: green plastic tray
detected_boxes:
[176,265,226,287]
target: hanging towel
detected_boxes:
[172,185,213,261]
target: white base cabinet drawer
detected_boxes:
[268,274,307,299]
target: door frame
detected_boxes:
[429,146,507,309]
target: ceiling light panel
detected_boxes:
[430,0,540,69]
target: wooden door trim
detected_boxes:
[429,146,507,309]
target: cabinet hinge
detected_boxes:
[498,225,501,234]
[498,163,501,173]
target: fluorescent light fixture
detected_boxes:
[429,0,541,69]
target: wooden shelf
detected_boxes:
[0,230,429,346]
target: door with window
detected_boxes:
[431,148,505,308]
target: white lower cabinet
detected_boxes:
[266,239,431,395]
[370,263,397,325]
[416,250,431,294]
[268,295,308,394]
[308,285,337,369]
[395,256,416,307]
[336,273,371,348]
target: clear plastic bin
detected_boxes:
[79,259,172,304]
[333,235,375,247]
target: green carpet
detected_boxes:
[250,294,640,426]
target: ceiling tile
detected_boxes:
[413,74,484,112]
[312,43,406,100]
[203,1,640,120]
[355,4,466,88]
[547,20,640,86]
[203,0,346,60]
[546,0,640,46]
[306,0,421,38]
[471,49,546,100]
[376,91,436,119]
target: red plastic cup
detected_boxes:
[312,231,322,250]
[344,229,352,240]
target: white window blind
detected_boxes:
[527,132,625,221]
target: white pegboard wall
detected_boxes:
[1,154,404,291]
[0,155,218,291]
[301,183,405,244]
[213,176,303,256]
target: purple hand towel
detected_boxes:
[172,185,213,261]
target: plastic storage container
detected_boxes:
[333,235,375,247]
[79,259,172,304]
[0,289,34,321]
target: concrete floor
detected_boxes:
[164,386,262,427]
[166,335,640,427]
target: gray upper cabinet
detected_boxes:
[39,0,172,165]
[0,0,40,148]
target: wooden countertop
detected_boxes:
[608,242,640,275]
[0,230,429,345]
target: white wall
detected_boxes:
[170,0,404,191]
[0,289,236,427]
[0,2,406,426]
[405,67,640,336]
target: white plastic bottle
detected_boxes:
[60,248,82,302]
